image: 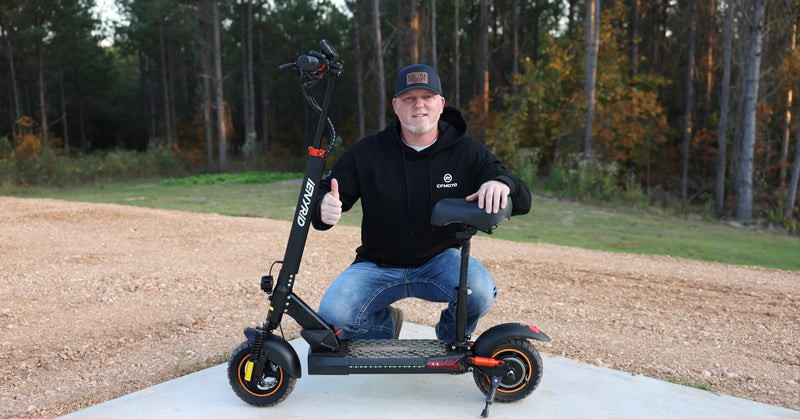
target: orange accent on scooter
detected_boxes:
[308,147,326,158]
[470,356,504,368]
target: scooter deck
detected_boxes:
[307,339,467,375]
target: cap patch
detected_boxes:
[406,72,429,85]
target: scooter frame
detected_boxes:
[227,41,549,417]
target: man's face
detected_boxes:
[392,89,445,135]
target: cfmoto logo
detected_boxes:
[437,173,458,189]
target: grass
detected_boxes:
[6,172,800,271]
[668,375,716,393]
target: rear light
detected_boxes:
[426,357,461,371]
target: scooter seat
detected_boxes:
[430,197,512,234]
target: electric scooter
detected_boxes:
[227,40,549,417]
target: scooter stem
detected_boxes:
[267,71,339,330]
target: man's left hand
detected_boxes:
[466,180,511,214]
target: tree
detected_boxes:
[715,0,734,217]
[737,0,765,220]
[199,0,214,166]
[452,0,460,109]
[239,0,256,155]
[780,20,796,184]
[349,0,365,139]
[430,0,437,69]
[787,117,800,219]
[478,0,489,121]
[372,0,385,128]
[211,0,226,169]
[681,0,695,201]
[583,0,600,156]
[1,2,23,145]
[629,0,639,77]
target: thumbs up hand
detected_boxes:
[320,178,342,226]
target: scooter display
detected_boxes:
[227,40,549,417]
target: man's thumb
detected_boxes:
[330,178,340,200]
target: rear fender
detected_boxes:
[244,327,302,378]
[472,323,550,357]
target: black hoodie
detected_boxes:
[312,106,531,267]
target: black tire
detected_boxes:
[227,341,296,406]
[472,338,543,402]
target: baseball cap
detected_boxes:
[394,64,444,97]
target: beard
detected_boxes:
[401,120,438,134]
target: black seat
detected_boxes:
[430,197,512,234]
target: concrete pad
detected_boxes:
[62,323,798,419]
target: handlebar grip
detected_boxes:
[279,62,297,70]
[297,55,321,71]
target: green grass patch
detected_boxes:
[668,375,716,392]
[7,172,800,271]
[162,171,302,186]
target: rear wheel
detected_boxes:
[227,341,296,406]
[472,338,543,402]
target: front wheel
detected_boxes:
[472,338,543,402]
[228,341,296,406]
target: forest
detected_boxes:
[0,0,799,228]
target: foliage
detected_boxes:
[1,0,799,225]
[543,152,645,206]
[0,145,189,190]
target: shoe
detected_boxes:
[388,306,404,339]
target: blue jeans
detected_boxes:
[318,248,497,340]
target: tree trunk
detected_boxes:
[351,0,365,138]
[373,0,386,128]
[701,0,715,130]
[629,0,639,77]
[681,0,696,201]
[430,0,437,69]
[159,23,174,149]
[58,60,69,154]
[787,117,800,219]
[715,0,733,217]
[479,0,489,121]
[583,0,600,156]
[409,0,419,63]
[202,56,213,167]
[200,1,214,166]
[36,14,49,147]
[780,21,796,184]
[76,72,87,154]
[212,0,227,170]
[396,1,405,69]
[511,0,519,92]
[240,2,250,150]
[737,0,765,220]
[246,0,255,143]
[4,25,21,145]
[453,0,460,109]
[258,28,269,152]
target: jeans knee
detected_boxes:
[469,278,497,313]
[318,298,354,328]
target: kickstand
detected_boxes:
[480,375,502,417]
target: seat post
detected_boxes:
[453,227,477,345]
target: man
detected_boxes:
[311,64,531,341]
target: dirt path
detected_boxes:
[1,197,798,417]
